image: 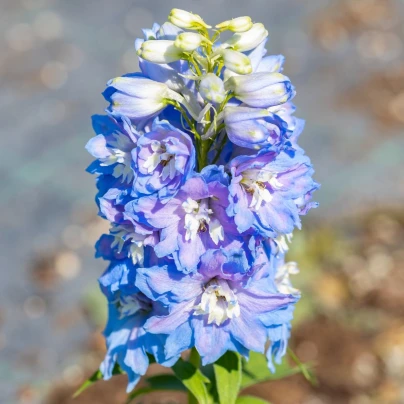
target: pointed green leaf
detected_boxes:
[126,374,186,403]
[236,396,271,404]
[213,351,242,404]
[147,374,187,390]
[172,358,212,404]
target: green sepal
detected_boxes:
[172,358,212,404]
[213,351,242,404]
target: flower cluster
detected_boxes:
[86,9,319,392]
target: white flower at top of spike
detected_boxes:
[168,8,211,30]
[216,16,253,33]
[174,32,211,52]
[137,40,184,64]
[199,73,226,104]
[221,49,253,75]
[225,23,268,52]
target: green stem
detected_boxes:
[189,347,201,368]
[211,132,227,164]
[188,55,203,76]
[198,140,209,171]
[188,348,201,404]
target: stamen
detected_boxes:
[193,278,240,326]
[182,198,224,243]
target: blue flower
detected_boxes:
[98,259,178,392]
[86,114,139,182]
[95,174,132,223]
[126,165,250,273]
[227,148,319,237]
[135,248,298,366]
[87,12,321,390]
[95,221,159,266]
[223,106,289,150]
[131,118,196,202]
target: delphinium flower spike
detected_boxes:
[85,8,319,400]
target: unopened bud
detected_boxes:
[168,8,211,30]
[216,16,253,33]
[225,72,295,108]
[174,32,211,52]
[222,49,252,75]
[137,40,184,64]
[199,73,226,104]
[225,23,268,52]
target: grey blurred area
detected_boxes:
[1,0,404,403]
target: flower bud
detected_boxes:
[174,32,210,52]
[225,72,295,108]
[223,106,287,149]
[257,54,285,73]
[221,49,252,75]
[137,40,184,64]
[168,8,211,30]
[199,73,226,104]
[215,16,253,33]
[106,76,181,121]
[225,23,268,52]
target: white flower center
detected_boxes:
[275,261,300,295]
[193,278,240,326]
[182,197,224,244]
[143,140,177,181]
[100,132,135,182]
[240,168,283,210]
[110,224,148,265]
[274,233,293,255]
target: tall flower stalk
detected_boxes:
[81,8,319,404]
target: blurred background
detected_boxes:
[1,0,404,403]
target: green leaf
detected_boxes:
[236,396,271,404]
[213,351,242,404]
[126,374,186,403]
[73,364,124,398]
[172,358,212,404]
[147,374,186,390]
